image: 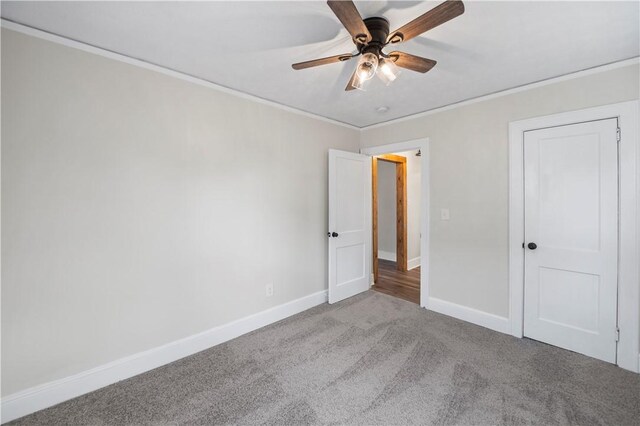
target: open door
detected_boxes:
[328,149,372,304]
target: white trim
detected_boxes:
[377,250,397,262]
[0,290,328,424]
[407,256,421,270]
[2,20,637,132]
[360,138,430,308]
[428,297,510,335]
[0,19,359,131]
[508,100,639,373]
[362,57,639,130]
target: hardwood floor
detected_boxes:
[372,259,420,304]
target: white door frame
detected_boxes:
[508,100,639,373]
[360,138,430,308]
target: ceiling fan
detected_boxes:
[292,0,465,91]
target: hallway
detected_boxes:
[372,259,420,304]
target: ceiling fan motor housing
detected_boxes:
[359,17,390,53]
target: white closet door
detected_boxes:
[523,118,618,363]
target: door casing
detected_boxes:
[508,100,640,373]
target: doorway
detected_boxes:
[360,139,430,308]
[373,154,407,276]
[371,151,421,304]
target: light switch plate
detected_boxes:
[441,208,450,221]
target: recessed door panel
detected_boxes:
[538,267,600,332]
[336,243,366,286]
[537,133,601,251]
[336,158,365,233]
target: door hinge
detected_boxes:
[616,127,621,142]
[615,327,620,342]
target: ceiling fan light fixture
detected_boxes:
[356,52,379,82]
[377,58,401,85]
[351,73,366,91]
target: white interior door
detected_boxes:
[328,149,372,304]
[523,118,618,363]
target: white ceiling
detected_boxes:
[2,1,638,127]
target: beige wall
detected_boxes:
[1,29,359,396]
[361,63,640,318]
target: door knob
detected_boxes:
[527,242,537,250]
[332,232,339,237]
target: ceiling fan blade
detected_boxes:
[388,51,437,73]
[327,1,372,44]
[292,53,354,70]
[345,69,358,91]
[388,0,464,44]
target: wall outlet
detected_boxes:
[441,208,450,221]
[265,283,274,297]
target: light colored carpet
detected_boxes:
[11,291,640,425]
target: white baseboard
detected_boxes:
[427,297,510,334]
[1,290,328,424]
[407,257,421,270]
[377,250,396,262]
